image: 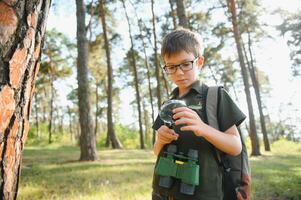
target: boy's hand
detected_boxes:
[173,107,205,137]
[156,125,179,145]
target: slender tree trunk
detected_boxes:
[99,0,122,149]
[142,98,150,146]
[76,116,80,139]
[42,87,47,122]
[208,65,219,84]
[48,75,54,143]
[122,0,145,149]
[176,0,188,28]
[0,1,51,198]
[136,19,156,145]
[94,81,99,136]
[246,31,270,151]
[76,0,98,160]
[228,0,260,156]
[169,0,178,29]
[59,112,64,133]
[34,94,40,138]
[67,106,73,142]
[151,0,162,110]
[162,73,170,96]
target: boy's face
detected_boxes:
[164,50,203,95]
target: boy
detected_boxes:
[152,28,246,200]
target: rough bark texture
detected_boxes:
[122,0,145,149]
[229,0,261,156]
[99,0,122,149]
[75,0,98,161]
[0,0,51,199]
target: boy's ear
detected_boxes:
[197,56,204,68]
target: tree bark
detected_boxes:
[169,0,178,29]
[34,94,40,138]
[151,0,162,110]
[121,0,145,149]
[48,73,54,143]
[75,0,98,160]
[99,0,122,149]
[176,0,188,28]
[0,1,51,198]
[246,31,270,151]
[129,3,156,145]
[67,106,73,142]
[228,0,261,156]
[94,81,99,136]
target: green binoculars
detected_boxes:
[155,145,199,195]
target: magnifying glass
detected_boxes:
[159,100,186,128]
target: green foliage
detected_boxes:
[26,122,76,146]
[97,124,140,149]
[277,11,301,76]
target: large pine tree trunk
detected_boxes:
[228,0,261,156]
[99,0,122,149]
[75,0,98,160]
[122,0,145,149]
[176,0,188,28]
[0,1,51,198]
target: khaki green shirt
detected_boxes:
[152,81,246,200]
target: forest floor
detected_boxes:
[18,139,301,200]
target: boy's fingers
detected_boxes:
[175,118,190,126]
[158,130,178,140]
[173,107,192,113]
[180,125,196,132]
[173,111,195,120]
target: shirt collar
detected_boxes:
[169,80,204,99]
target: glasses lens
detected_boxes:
[181,61,193,71]
[164,66,176,74]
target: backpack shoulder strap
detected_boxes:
[206,86,220,130]
[206,86,222,164]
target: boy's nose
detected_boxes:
[175,66,185,75]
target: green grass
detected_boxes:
[250,139,301,200]
[18,139,301,200]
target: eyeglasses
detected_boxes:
[163,57,198,74]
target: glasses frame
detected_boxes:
[163,57,199,75]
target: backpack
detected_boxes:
[206,86,251,200]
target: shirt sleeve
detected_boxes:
[152,115,164,131]
[217,88,246,132]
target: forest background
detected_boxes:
[31,0,301,150]
[0,0,300,199]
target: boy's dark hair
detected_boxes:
[161,28,203,58]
